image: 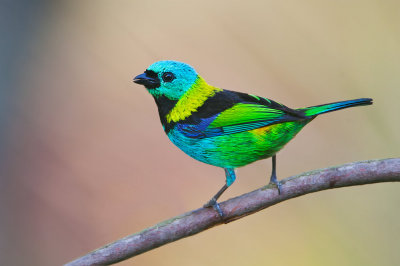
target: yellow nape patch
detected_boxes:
[166,76,222,123]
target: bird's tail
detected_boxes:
[299,98,373,117]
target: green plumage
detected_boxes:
[134,60,373,216]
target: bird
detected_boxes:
[133,60,373,217]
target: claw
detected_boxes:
[204,199,224,218]
[269,179,282,194]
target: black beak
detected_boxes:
[133,72,160,89]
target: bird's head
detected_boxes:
[133,60,198,100]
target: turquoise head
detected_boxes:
[133,60,198,100]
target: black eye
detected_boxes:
[162,72,175,82]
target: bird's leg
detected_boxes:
[204,184,228,217]
[269,155,282,194]
[204,168,236,218]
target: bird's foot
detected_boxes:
[269,179,282,195]
[204,198,224,218]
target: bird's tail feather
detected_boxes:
[299,98,373,117]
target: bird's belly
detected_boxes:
[167,121,308,168]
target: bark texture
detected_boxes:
[65,158,400,266]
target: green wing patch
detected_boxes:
[209,103,285,129]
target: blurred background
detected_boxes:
[1,0,399,265]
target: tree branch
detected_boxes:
[65,158,400,266]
